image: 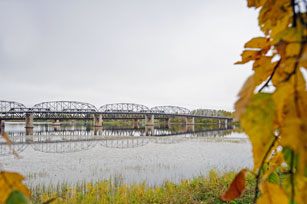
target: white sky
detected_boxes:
[0,0,262,111]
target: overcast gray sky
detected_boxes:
[0,0,261,110]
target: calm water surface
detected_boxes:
[0,122,252,186]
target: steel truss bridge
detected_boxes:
[0,127,237,155]
[0,101,232,136]
[0,100,232,120]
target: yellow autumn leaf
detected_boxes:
[271,58,295,87]
[295,176,307,204]
[280,116,301,153]
[253,56,276,86]
[235,50,261,64]
[273,82,294,125]
[247,0,266,8]
[280,117,307,176]
[286,43,301,57]
[258,0,291,34]
[0,171,30,203]
[299,46,307,69]
[241,93,275,170]
[244,37,269,49]
[257,182,289,204]
[272,27,301,45]
[297,90,307,118]
[234,75,255,120]
[281,58,297,73]
[270,13,292,40]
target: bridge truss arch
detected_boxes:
[100,138,149,149]
[31,134,98,153]
[151,106,191,115]
[0,143,28,156]
[0,100,27,112]
[0,135,28,156]
[31,141,97,153]
[152,136,186,144]
[32,101,97,112]
[99,103,150,113]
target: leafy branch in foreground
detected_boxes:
[222,0,307,203]
[0,132,32,204]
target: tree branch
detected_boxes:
[291,0,297,27]
[253,136,278,203]
[283,37,306,83]
[258,60,281,93]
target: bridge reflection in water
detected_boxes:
[0,123,235,156]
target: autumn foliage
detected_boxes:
[222,0,307,203]
[1,0,307,203]
[0,171,31,204]
[221,169,247,201]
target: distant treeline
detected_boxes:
[191,109,233,118]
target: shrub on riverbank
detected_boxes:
[30,170,254,204]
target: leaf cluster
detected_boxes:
[0,171,31,204]
[222,0,307,203]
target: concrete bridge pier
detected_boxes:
[93,114,103,127]
[25,113,34,128]
[0,120,5,128]
[25,113,34,136]
[185,117,195,125]
[134,119,139,129]
[0,120,5,134]
[186,124,195,133]
[185,117,194,133]
[145,125,154,136]
[25,128,33,136]
[94,127,102,136]
[145,114,154,126]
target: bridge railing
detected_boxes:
[62,108,97,113]
[8,108,51,112]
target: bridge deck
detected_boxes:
[0,111,233,120]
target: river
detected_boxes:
[0,122,252,187]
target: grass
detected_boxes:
[30,170,255,204]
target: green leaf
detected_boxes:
[241,93,276,170]
[6,190,32,204]
[282,147,298,170]
[266,172,279,184]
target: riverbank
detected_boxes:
[31,169,255,204]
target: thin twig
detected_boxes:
[291,0,297,27]
[253,136,278,203]
[258,60,281,92]
[296,3,307,28]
